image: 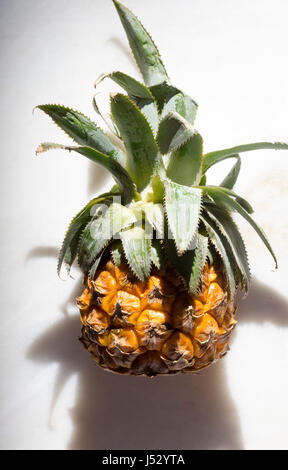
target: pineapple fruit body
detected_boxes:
[78,260,237,376]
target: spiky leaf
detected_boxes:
[113,0,168,86]
[110,93,161,191]
[220,154,241,190]
[164,239,194,287]
[203,142,288,173]
[203,204,251,290]
[198,185,254,214]
[189,234,209,294]
[164,180,202,253]
[204,187,278,268]
[133,98,159,135]
[157,112,203,186]
[142,202,164,238]
[149,82,179,113]
[90,251,107,280]
[78,203,137,272]
[96,71,154,100]
[92,95,121,138]
[37,104,125,166]
[157,112,195,154]
[150,240,165,269]
[36,142,136,204]
[57,193,115,277]
[162,90,197,124]
[201,216,236,297]
[157,112,202,186]
[167,135,203,187]
[150,82,198,124]
[111,241,125,266]
[203,151,253,211]
[207,246,214,265]
[120,225,151,281]
[165,234,208,294]
[95,71,158,133]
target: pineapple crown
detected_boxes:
[36,0,288,298]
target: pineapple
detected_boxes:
[36,0,288,376]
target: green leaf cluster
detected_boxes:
[36,1,288,294]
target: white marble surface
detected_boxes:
[0,0,288,450]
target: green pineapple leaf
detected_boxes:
[36,104,125,167]
[113,0,168,86]
[90,251,108,280]
[92,95,121,138]
[200,216,236,297]
[199,185,254,214]
[57,193,116,278]
[78,203,137,273]
[110,93,162,192]
[169,140,203,187]
[157,112,203,186]
[204,187,278,269]
[132,98,158,135]
[150,82,198,124]
[164,180,202,253]
[203,151,252,209]
[96,71,154,100]
[149,175,165,203]
[164,239,193,288]
[166,134,203,187]
[157,112,195,154]
[36,142,136,204]
[199,174,207,186]
[220,154,241,190]
[207,246,214,265]
[111,240,125,266]
[234,196,254,214]
[203,142,288,173]
[162,90,198,125]
[142,202,164,238]
[149,82,179,113]
[165,234,208,294]
[189,233,209,294]
[95,71,158,133]
[203,204,251,291]
[150,240,165,269]
[120,225,151,281]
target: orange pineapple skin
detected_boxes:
[78,260,237,376]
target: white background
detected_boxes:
[1,0,288,450]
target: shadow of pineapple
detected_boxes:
[26,277,288,450]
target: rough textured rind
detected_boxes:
[78,259,237,377]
